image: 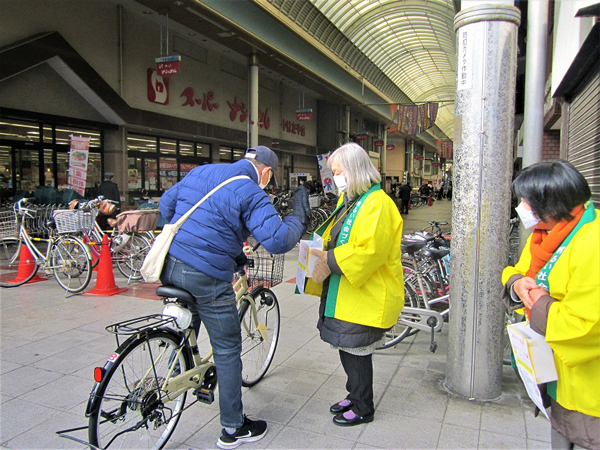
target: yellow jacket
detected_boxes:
[306,187,404,328]
[502,210,600,417]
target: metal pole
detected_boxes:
[345,105,350,143]
[522,0,548,168]
[381,124,387,185]
[249,54,259,148]
[445,4,521,400]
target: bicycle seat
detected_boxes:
[420,247,450,260]
[401,240,427,255]
[156,286,195,305]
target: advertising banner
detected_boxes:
[68,136,90,196]
[317,153,337,195]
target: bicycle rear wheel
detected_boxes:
[88,329,191,450]
[377,282,420,349]
[50,235,92,293]
[0,238,38,287]
[239,289,280,387]
[115,234,151,281]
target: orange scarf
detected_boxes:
[526,204,585,278]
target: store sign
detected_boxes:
[374,140,384,147]
[296,109,313,121]
[355,132,368,141]
[413,154,424,161]
[67,136,90,196]
[148,69,169,104]
[155,55,181,77]
[386,144,395,151]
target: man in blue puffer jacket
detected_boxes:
[159,146,308,450]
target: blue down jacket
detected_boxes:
[159,159,305,282]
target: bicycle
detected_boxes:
[73,242,282,449]
[71,198,156,282]
[0,198,92,293]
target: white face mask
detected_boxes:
[333,174,347,192]
[515,202,540,229]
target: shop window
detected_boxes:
[16,149,39,192]
[128,157,142,191]
[160,138,176,155]
[145,159,158,191]
[219,146,233,162]
[197,143,210,159]
[233,148,245,161]
[87,153,102,192]
[55,126,101,148]
[0,119,39,142]
[0,146,12,197]
[179,141,194,157]
[43,125,53,144]
[42,149,54,187]
[160,157,177,190]
[57,153,69,190]
[128,134,157,153]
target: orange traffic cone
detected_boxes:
[11,245,47,284]
[85,234,127,296]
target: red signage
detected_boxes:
[386,144,395,151]
[355,133,368,141]
[157,61,180,76]
[148,69,169,105]
[374,140,384,147]
[296,109,313,121]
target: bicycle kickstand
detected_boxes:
[427,316,438,353]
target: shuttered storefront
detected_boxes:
[567,70,600,203]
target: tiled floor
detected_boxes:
[0,199,551,449]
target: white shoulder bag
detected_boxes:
[140,175,250,282]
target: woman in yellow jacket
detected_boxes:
[501,160,599,449]
[308,143,404,426]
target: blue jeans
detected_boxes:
[161,255,243,429]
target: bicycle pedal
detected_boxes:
[194,387,215,404]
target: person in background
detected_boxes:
[159,145,310,449]
[501,160,599,450]
[294,180,311,233]
[400,182,412,214]
[306,142,404,427]
[96,172,120,229]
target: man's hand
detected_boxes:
[310,248,331,283]
[513,276,540,309]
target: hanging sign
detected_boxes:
[386,144,396,151]
[413,154,424,161]
[374,140,384,148]
[355,131,368,141]
[155,55,181,77]
[67,136,90,196]
[296,108,313,121]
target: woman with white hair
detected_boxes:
[306,142,404,426]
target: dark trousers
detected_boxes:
[401,199,410,214]
[339,350,374,417]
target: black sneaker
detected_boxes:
[216,415,267,449]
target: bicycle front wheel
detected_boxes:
[239,289,280,387]
[115,234,151,281]
[88,330,191,450]
[0,238,38,287]
[50,235,92,293]
[377,282,420,350]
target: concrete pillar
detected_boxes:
[249,53,259,148]
[103,127,126,203]
[445,4,521,400]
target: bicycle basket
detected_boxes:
[115,210,159,232]
[244,237,285,289]
[53,208,97,234]
[0,208,18,240]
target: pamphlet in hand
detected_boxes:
[296,235,324,298]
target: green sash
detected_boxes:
[323,183,381,318]
[535,200,596,399]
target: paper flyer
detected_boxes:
[296,236,324,298]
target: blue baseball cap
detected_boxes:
[245,146,278,185]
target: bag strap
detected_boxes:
[172,175,250,230]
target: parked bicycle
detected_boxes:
[63,242,282,449]
[0,198,92,293]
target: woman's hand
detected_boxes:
[310,248,331,283]
[513,276,539,308]
[527,286,549,309]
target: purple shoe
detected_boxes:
[329,399,353,414]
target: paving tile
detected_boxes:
[18,374,91,412]
[5,409,83,449]
[479,430,527,448]
[443,397,483,430]
[258,365,328,397]
[241,385,310,425]
[0,397,63,443]
[527,438,552,448]
[267,425,355,449]
[524,410,551,442]
[0,365,63,398]
[0,359,22,375]
[437,423,480,449]
[359,412,442,449]
[280,349,341,375]
[481,402,526,437]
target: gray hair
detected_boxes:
[328,142,381,198]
